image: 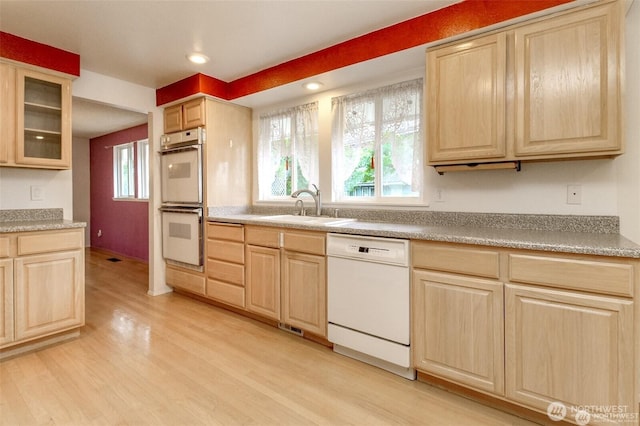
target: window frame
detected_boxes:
[113,142,135,199]
[331,78,424,205]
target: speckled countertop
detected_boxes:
[0,209,86,233]
[208,208,640,258]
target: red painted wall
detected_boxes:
[90,124,149,262]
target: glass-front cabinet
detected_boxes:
[0,66,72,169]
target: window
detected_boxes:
[331,78,423,202]
[258,102,319,200]
[137,139,149,199]
[113,142,134,198]
[113,139,148,200]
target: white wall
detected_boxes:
[0,167,73,218]
[72,136,91,246]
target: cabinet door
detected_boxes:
[427,32,507,163]
[505,284,633,413]
[0,259,14,346]
[0,63,16,165]
[246,245,280,320]
[413,270,504,394]
[15,68,71,169]
[163,104,183,133]
[182,98,206,130]
[514,2,621,157]
[282,251,326,337]
[14,250,84,341]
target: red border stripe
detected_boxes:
[0,31,80,77]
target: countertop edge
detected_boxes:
[207,215,640,259]
[0,220,87,233]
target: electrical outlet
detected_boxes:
[434,188,445,202]
[567,185,582,205]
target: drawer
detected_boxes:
[412,242,500,279]
[166,266,206,295]
[282,231,325,255]
[245,226,280,248]
[0,237,10,258]
[509,254,633,297]
[17,229,84,256]
[207,279,245,309]
[207,259,244,286]
[207,239,244,264]
[207,222,244,242]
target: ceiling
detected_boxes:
[0,0,463,139]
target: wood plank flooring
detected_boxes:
[0,248,539,425]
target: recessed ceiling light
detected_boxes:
[303,81,323,91]
[187,53,209,64]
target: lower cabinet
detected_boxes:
[14,250,84,341]
[505,283,634,414]
[1,228,85,352]
[0,258,14,346]
[245,225,327,338]
[282,250,326,337]
[411,241,638,424]
[206,222,246,308]
[246,244,281,320]
[413,270,504,394]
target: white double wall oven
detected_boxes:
[160,127,205,268]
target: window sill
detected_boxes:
[112,197,149,203]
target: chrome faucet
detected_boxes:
[291,184,322,216]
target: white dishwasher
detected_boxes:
[327,233,415,380]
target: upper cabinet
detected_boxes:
[426,0,622,167]
[163,97,206,133]
[0,64,72,169]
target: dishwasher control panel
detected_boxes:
[327,234,409,266]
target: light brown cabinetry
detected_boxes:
[0,258,13,346]
[505,284,633,416]
[245,225,327,337]
[1,228,85,354]
[412,240,638,423]
[427,1,622,167]
[163,97,206,133]
[412,243,504,394]
[245,226,281,320]
[206,222,246,309]
[0,64,72,169]
[281,234,326,337]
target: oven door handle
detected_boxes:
[159,207,202,216]
[160,144,201,154]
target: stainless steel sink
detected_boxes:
[258,214,357,226]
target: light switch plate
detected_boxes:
[567,184,581,205]
[30,185,44,201]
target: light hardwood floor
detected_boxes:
[0,248,539,425]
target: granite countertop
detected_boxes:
[208,211,640,259]
[0,208,86,233]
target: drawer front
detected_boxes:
[17,229,84,256]
[166,266,206,295]
[207,239,244,264]
[509,254,633,297]
[207,259,244,286]
[207,279,245,309]
[207,222,244,242]
[282,231,325,255]
[0,237,10,258]
[245,226,280,248]
[412,242,500,279]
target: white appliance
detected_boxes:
[160,127,204,205]
[160,127,205,267]
[327,233,415,380]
